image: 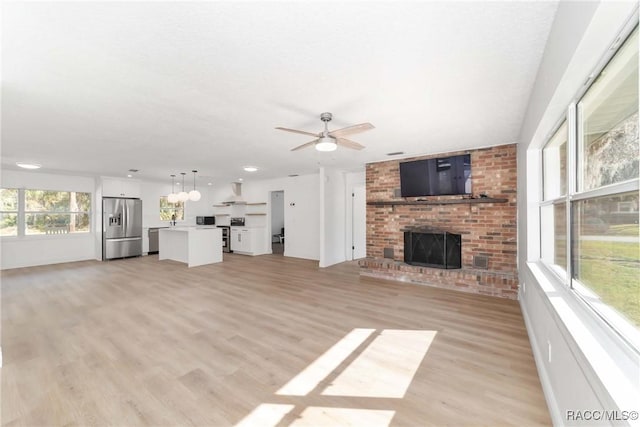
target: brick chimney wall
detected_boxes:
[359,143,518,299]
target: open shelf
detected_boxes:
[246,202,267,206]
[367,198,508,206]
[245,213,267,216]
[214,214,230,216]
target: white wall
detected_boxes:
[517,2,639,424]
[345,170,366,261]
[0,169,97,269]
[319,168,347,268]
[211,170,359,266]
[212,174,321,261]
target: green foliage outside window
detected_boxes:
[0,189,19,236]
[160,197,184,221]
[0,188,91,236]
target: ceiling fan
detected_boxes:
[276,112,374,152]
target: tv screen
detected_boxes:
[400,154,471,197]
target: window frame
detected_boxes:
[0,188,20,237]
[539,24,640,353]
[0,188,93,238]
[540,115,572,283]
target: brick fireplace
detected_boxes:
[359,143,518,299]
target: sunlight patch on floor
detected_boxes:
[276,328,375,396]
[322,329,437,398]
[289,407,396,426]
[237,328,437,427]
[234,403,295,427]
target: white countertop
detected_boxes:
[161,226,220,232]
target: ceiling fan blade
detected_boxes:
[275,127,319,137]
[290,139,319,151]
[329,122,374,137]
[336,137,365,150]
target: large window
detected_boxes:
[0,189,91,236]
[579,28,639,192]
[572,192,639,326]
[0,189,19,236]
[25,190,91,235]
[541,27,639,339]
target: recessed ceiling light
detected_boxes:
[16,162,42,169]
[127,174,132,178]
[243,166,258,172]
[207,182,213,186]
[386,151,405,156]
[238,178,244,181]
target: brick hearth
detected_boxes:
[359,143,518,299]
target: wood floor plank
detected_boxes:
[1,254,550,426]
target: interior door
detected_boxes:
[103,198,125,239]
[352,186,367,259]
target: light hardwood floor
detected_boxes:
[1,253,550,426]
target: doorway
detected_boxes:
[271,190,285,255]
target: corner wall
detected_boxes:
[219,173,320,261]
[319,167,347,268]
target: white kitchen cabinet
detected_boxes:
[231,227,266,255]
[102,177,141,198]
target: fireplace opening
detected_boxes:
[404,229,461,269]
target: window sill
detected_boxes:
[526,261,640,413]
[0,232,93,241]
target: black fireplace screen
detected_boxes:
[404,230,461,269]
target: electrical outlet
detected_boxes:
[547,341,552,363]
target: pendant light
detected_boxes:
[177,172,189,202]
[167,175,178,203]
[189,170,201,201]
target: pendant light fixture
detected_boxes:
[189,170,201,201]
[177,172,189,202]
[167,174,178,203]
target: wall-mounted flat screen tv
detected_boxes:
[399,154,471,197]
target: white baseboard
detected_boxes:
[520,293,563,426]
[1,255,95,270]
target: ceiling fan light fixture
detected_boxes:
[315,137,337,152]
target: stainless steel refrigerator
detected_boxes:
[102,198,143,260]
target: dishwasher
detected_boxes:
[148,227,166,254]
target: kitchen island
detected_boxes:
[158,226,222,267]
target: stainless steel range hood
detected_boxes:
[225,182,246,204]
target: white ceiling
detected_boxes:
[1,1,558,185]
